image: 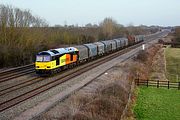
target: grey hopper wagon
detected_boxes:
[113,39,121,49]
[118,38,128,48]
[93,42,105,55]
[74,45,88,61]
[137,35,144,42]
[109,40,117,51]
[124,38,129,46]
[83,43,98,58]
[101,40,114,53]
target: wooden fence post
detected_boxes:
[178,82,180,90]
[157,80,159,88]
[137,78,139,86]
[147,79,148,87]
[168,81,169,89]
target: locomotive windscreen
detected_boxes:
[36,55,51,62]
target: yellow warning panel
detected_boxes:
[60,54,66,66]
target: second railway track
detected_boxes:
[0,69,35,83]
[0,64,35,84]
[0,64,33,76]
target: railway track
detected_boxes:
[0,64,34,83]
[0,64,33,75]
[0,39,144,112]
[0,77,43,96]
[0,69,35,83]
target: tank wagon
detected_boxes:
[35,35,144,75]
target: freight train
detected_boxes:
[35,35,144,75]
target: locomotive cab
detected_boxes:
[35,51,54,74]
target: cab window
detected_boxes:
[36,55,51,62]
[43,56,51,61]
[36,56,43,62]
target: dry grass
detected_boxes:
[63,82,130,120]
[165,48,180,82]
[150,48,167,81]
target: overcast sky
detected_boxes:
[0,0,180,26]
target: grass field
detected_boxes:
[165,48,180,82]
[134,87,180,120]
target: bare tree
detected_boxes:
[100,17,117,39]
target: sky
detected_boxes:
[0,0,180,26]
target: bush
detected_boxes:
[136,50,148,62]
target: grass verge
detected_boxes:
[165,48,180,82]
[134,86,180,120]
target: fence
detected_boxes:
[159,41,180,48]
[135,78,180,90]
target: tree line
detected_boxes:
[0,4,158,67]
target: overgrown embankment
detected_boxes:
[133,44,162,80]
